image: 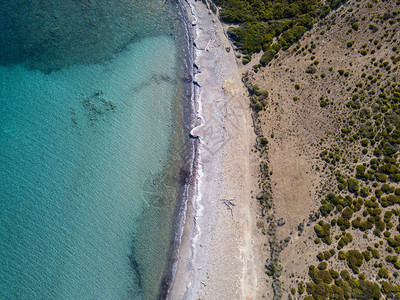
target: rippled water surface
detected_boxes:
[0,1,190,298]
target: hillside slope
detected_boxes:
[244,0,400,298]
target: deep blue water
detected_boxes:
[0,1,191,299]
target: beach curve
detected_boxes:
[168,1,266,299]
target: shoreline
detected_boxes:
[157,0,197,297]
[166,0,400,298]
[168,0,266,299]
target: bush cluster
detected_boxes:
[213,0,347,65]
[314,220,332,245]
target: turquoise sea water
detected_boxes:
[0,1,191,299]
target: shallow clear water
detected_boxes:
[0,1,190,299]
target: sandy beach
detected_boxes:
[169,1,266,299]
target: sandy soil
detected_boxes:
[168,1,266,299]
[246,0,400,296]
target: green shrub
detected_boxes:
[342,207,354,219]
[259,137,269,145]
[320,99,329,107]
[360,187,370,197]
[378,267,389,278]
[356,165,366,177]
[320,203,334,217]
[385,255,398,264]
[252,102,263,112]
[227,22,273,52]
[326,249,335,258]
[347,178,359,193]
[260,48,277,66]
[367,247,381,259]
[381,281,400,296]
[338,251,346,260]
[280,26,307,50]
[384,210,393,222]
[337,217,351,231]
[330,269,340,279]
[375,189,384,198]
[381,184,390,194]
[357,280,382,299]
[318,261,328,270]
[387,235,400,248]
[314,221,332,245]
[361,139,369,147]
[369,23,378,31]
[362,250,372,261]
[375,173,388,182]
[298,282,305,294]
[306,281,332,299]
[317,252,324,261]
[340,269,350,280]
[346,250,364,274]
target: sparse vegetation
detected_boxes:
[237,0,400,298]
